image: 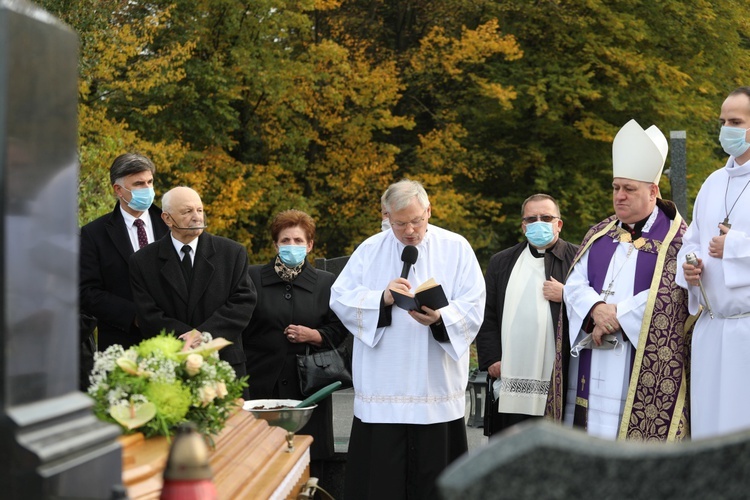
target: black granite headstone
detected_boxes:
[438,420,750,499]
[669,130,688,223]
[0,1,122,498]
[314,255,352,498]
[315,255,351,278]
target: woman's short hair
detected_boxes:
[270,209,316,243]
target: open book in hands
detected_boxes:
[390,278,449,312]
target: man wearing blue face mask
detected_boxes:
[476,194,578,437]
[79,153,169,357]
[677,86,750,439]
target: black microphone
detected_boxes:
[400,245,418,279]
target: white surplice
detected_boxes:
[563,207,661,439]
[676,156,750,439]
[497,248,555,415]
[329,225,486,424]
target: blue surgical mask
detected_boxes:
[525,221,555,248]
[719,126,750,158]
[122,186,155,212]
[278,245,307,267]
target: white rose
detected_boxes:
[185,354,203,376]
[215,381,228,399]
[199,385,217,406]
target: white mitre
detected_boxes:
[612,119,668,184]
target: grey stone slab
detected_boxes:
[315,255,350,278]
[0,1,122,497]
[438,419,750,500]
[669,131,688,222]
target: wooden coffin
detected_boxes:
[119,409,313,499]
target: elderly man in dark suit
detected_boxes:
[129,186,256,380]
[80,153,169,352]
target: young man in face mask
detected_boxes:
[79,153,170,353]
[677,87,750,439]
[476,194,578,437]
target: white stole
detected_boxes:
[497,248,555,415]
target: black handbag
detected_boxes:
[296,337,353,397]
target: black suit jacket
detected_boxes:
[129,232,257,368]
[80,203,169,350]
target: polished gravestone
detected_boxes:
[0,1,122,498]
[314,255,351,499]
[669,130,688,223]
[438,420,750,499]
[315,255,351,278]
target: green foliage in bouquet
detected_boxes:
[88,331,248,438]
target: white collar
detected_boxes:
[120,204,150,229]
[170,234,198,256]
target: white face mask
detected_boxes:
[719,126,750,158]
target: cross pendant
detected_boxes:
[601,281,616,300]
[720,216,732,235]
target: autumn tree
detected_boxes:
[38,0,194,225]
[468,0,750,247]
[317,1,525,261]
[318,0,750,257]
[41,0,750,265]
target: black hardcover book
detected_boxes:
[390,278,449,312]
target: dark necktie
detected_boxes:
[181,245,193,283]
[134,219,148,249]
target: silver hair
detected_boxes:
[109,153,155,186]
[161,190,174,213]
[161,186,197,213]
[382,179,430,213]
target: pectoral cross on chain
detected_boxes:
[601,282,616,300]
[600,244,634,301]
[720,216,732,235]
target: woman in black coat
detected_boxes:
[242,209,349,474]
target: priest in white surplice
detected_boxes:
[546,120,691,442]
[677,87,750,439]
[330,179,485,499]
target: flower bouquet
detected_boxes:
[88,331,248,439]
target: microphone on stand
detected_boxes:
[400,245,418,279]
[685,252,714,319]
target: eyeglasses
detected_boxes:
[522,215,559,224]
[390,209,428,229]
